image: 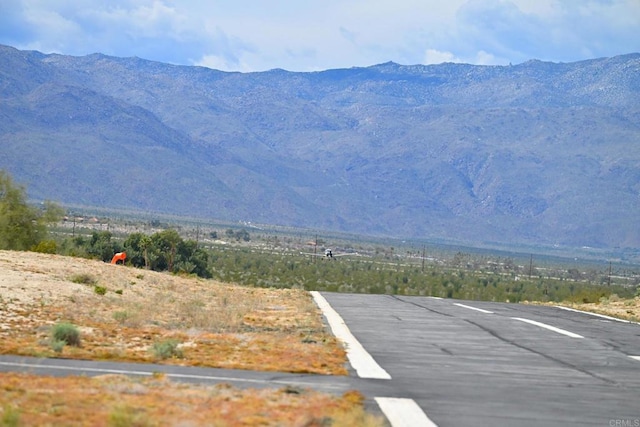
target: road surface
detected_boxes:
[318,292,640,426]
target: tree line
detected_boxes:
[1,169,637,307]
[0,170,209,277]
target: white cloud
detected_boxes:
[1,0,638,71]
[423,49,461,65]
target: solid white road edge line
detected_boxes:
[554,305,633,324]
[511,317,584,338]
[629,356,640,362]
[453,303,494,314]
[310,291,391,380]
[375,397,438,427]
[0,361,329,388]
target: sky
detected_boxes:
[1,0,638,72]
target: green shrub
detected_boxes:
[151,339,183,360]
[32,239,57,254]
[50,339,66,353]
[51,322,81,347]
[70,273,97,285]
[1,404,20,427]
[113,311,130,324]
[94,285,107,295]
[108,405,149,427]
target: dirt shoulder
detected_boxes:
[553,295,640,322]
[0,250,388,426]
[0,250,347,373]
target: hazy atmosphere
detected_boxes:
[1,0,639,72]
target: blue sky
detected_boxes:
[1,0,638,72]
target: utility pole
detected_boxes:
[422,245,426,272]
[529,254,533,279]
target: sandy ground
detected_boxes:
[554,296,640,322]
[0,250,350,373]
[0,250,391,426]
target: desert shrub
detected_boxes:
[1,404,20,427]
[108,405,149,427]
[51,322,81,347]
[50,339,66,353]
[70,273,97,285]
[94,285,107,295]
[151,339,183,360]
[31,239,57,254]
[113,311,130,324]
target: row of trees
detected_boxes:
[2,169,637,305]
[204,247,637,304]
[59,230,210,278]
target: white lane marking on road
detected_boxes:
[427,297,443,300]
[0,361,338,388]
[375,397,438,427]
[454,303,494,314]
[629,356,640,362]
[511,317,584,338]
[554,306,633,324]
[311,291,391,380]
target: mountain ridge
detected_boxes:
[1,44,639,249]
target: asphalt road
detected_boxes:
[319,293,640,427]
[2,293,639,426]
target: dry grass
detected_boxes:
[0,372,383,426]
[0,250,346,374]
[556,294,640,322]
[0,250,385,426]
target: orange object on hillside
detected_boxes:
[110,252,126,264]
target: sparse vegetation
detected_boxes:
[0,250,380,426]
[112,310,129,324]
[49,338,66,353]
[94,285,107,295]
[0,250,347,374]
[46,205,639,304]
[151,339,183,360]
[51,322,81,347]
[0,404,20,427]
[108,404,150,427]
[199,246,636,304]
[0,373,383,427]
[70,273,97,285]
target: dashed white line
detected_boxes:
[454,303,494,314]
[629,356,640,362]
[311,291,391,380]
[511,317,584,338]
[554,306,634,324]
[375,397,438,427]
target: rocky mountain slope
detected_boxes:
[1,45,639,248]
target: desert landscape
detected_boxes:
[0,250,382,426]
[1,249,638,425]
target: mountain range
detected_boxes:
[1,44,639,250]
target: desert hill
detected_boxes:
[1,45,639,249]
